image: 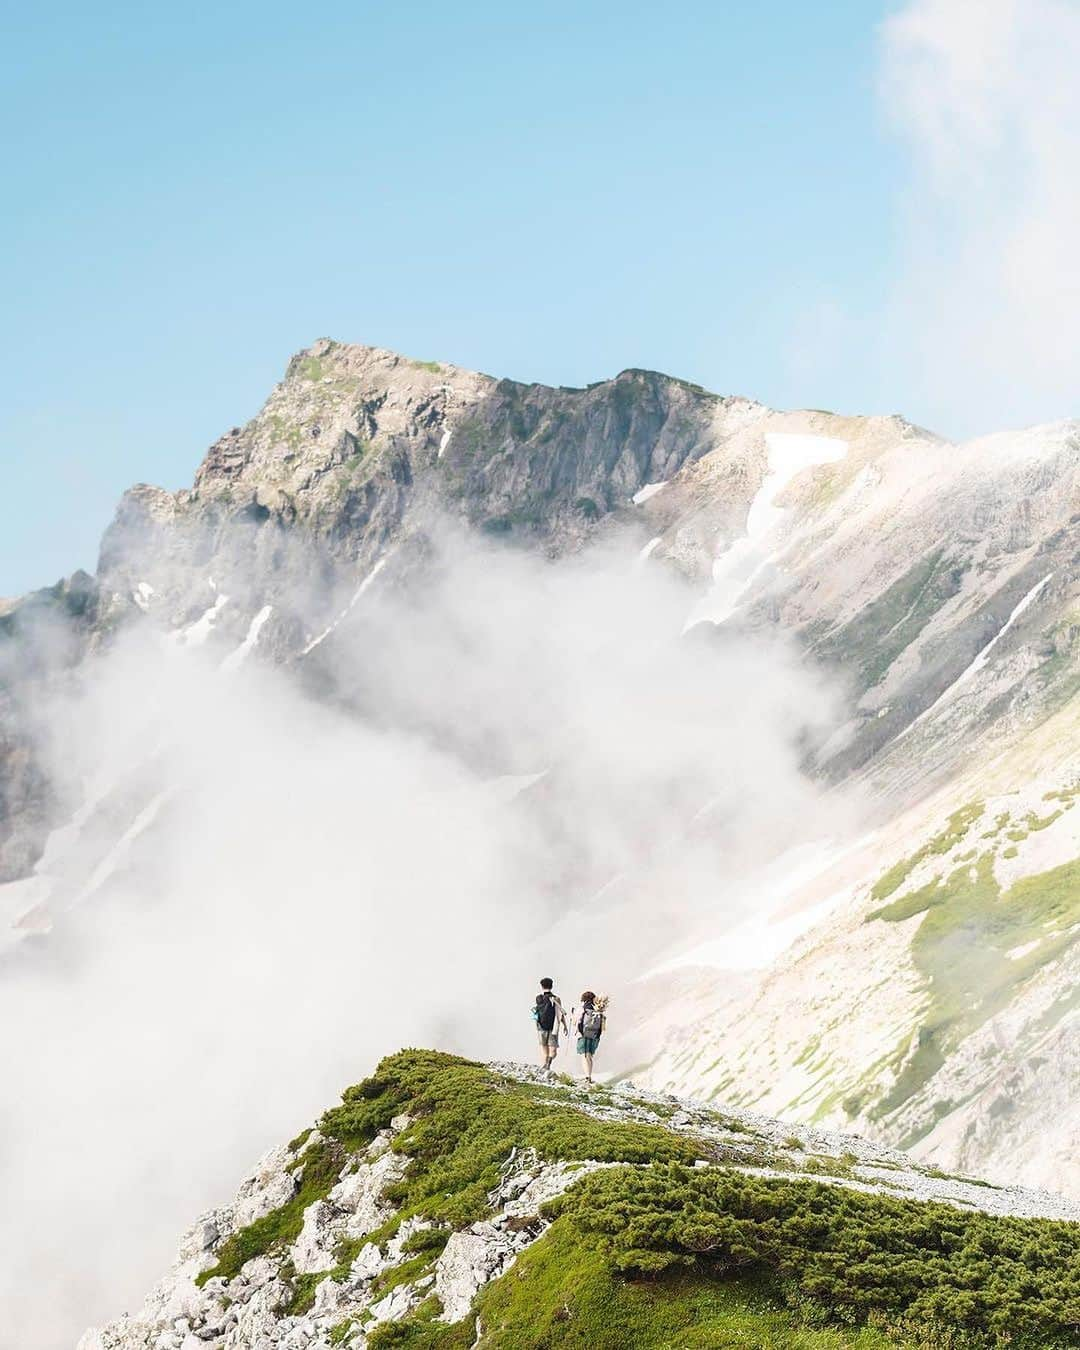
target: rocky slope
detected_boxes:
[641,744,1080,1194]
[0,571,101,883]
[624,408,1079,1188]
[79,1051,1080,1350]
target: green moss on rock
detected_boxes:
[869,803,984,903]
[869,856,1080,1120]
[196,1136,350,1286]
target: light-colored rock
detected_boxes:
[641,758,1080,1195]
[348,1241,386,1282]
[289,1200,340,1275]
[233,1146,298,1228]
[329,1145,407,1232]
[367,1281,422,1325]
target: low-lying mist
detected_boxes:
[0,525,854,1345]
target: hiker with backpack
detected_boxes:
[574,991,607,1084]
[532,977,569,1074]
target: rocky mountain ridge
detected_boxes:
[78,1051,1080,1350]
[3,340,1075,889]
[95,339,766,666]
[0,339,767,888]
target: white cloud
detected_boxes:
[0,525,850,1346]
[880,0,1080,434]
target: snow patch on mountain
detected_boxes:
[301,560,387,655]
[901,572,1055,739]
[221,605,273,673]
[132,581,155,612]
[179,593,230,647]
[632,480,668,505]
[684,432,848,631]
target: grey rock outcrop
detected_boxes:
[0,570,102,883]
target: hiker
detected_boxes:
[532,977,569,1074]
[575,991,607,1084]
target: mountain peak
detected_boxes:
[281,338,464,388]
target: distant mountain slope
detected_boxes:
[623,412,1079,1193]
[78,1051,1080,1350]
[642,731,1080,1195]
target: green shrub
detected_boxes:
[549,1165,1080,1344]
[194,1051,1080,1347]
[352,1051,698,1231]
[281,1266,322,1314]
[386,1212,1015,1348]
[401,1227,450,1257]
[366,1296,466,1348]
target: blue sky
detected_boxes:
[2,1,908,593]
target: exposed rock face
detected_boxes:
[0,571,101,883]
[94,340,766,665]
[0,340,770,893]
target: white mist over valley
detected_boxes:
[0,340,1075,1349]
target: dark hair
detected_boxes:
[581,990,596,1004]
[540,977,553,990]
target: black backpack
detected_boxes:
[535,992,556,1031]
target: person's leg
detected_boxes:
[584,1050,594,1082]
[539,1032,550,1068]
